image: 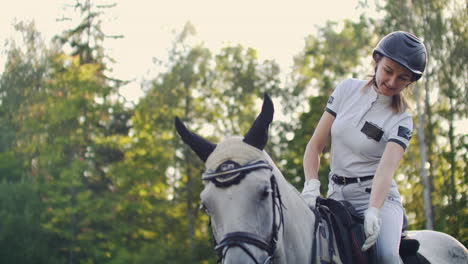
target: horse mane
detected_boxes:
[260,149,304,200]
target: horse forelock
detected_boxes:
[204,137,289,187]
[205,137,264,171]
[204,135,299,200]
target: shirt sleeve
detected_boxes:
[325,79,349,117]
[388,114,413,150]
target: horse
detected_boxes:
[175,94,468,264]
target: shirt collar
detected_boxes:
[370,85,392,104]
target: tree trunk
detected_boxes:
[185,164,195,250]
[440,67,459,236]
[424,74,436,226]
[447,84,458,237]
[415,82,434,229]
[69,185,77,264]
[184,86,195,252]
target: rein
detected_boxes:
[202,160,285,264]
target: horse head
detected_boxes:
[175,94,284,263]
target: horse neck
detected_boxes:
[261,152,318,262]
[273,170,317,263]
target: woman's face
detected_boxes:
[374,56,413,96]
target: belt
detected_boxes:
[331,174,374,185]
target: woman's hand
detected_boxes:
[362,206,382,251]
[301,179,321,209]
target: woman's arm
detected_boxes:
[303,111,335,181]
[369,141,406,208]
[362,141,406,251]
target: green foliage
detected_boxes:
[118,22,284,262]
[0,151,24,182]
[300,17,374,93]
[280,96,330,191]
[281,18,375,191]
[0,181,64,264]
[0,1,466,262]
[55,0,123,64]
[0,5,131,263]
[378,0,467,244]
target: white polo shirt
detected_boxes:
[325,78,413,178]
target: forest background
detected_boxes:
[0,0,466,263]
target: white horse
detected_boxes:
[175,94,467,264]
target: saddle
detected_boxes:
[315,197,371,264]
[315,197,430,264]
[400,235,431,264]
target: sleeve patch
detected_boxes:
[398,126,412,140]
[327,96,334,104]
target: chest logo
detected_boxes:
[361,121,384,142]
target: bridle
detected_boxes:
[202,160,285,264]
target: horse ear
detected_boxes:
[243,93,274,150]
[174,117,216,162]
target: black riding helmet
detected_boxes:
[373,31,427,81]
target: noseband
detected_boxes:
[202,160,285,264]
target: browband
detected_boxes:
[202,160,272,181]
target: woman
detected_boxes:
[301,31,427,263]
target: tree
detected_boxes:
[0,21,49,182]
[281,17,374,191]
[55,0,123,65]
[2,2,131,263]
[112,22,284,262]
[434,2,467,241]
[377,0,467,243]
[0,182,64,264]
[0,23,64,264]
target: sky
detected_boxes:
[0,0,379,101]
[1,1,466,134]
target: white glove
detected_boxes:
[301,179,321,209]
[361,207,382,251]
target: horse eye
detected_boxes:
[261,185,273,199]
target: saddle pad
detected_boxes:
[399,237,420,257]
[316,197,372,264]
[402,252,431,264]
